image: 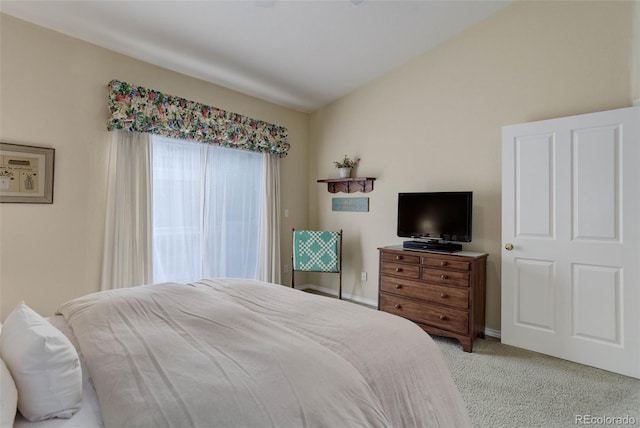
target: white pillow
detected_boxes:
[0,358,17,428]
[0,302,82,422]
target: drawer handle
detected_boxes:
[440,274,448,280]
[395,255,403,260]
[440,293,448,298]
[395,284,402,289]
[394,304,402,309]
[440,261,448,267]
[439,315,447,321]
[395,268,402,273]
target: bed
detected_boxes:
[8,278,470,427]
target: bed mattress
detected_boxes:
[17,279,470,427]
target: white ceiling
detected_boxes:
[1,0,513,112]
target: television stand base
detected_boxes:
[403,240,462,253]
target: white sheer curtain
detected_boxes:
[101,132,282,289]
[101,130,153,290]
[152,136,275,283]
[258,153,281,284]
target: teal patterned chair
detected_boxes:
[291,229,343,299]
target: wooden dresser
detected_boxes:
[378,245,488,352]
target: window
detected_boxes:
[152,136,264,283]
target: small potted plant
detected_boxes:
[333,155,360,178]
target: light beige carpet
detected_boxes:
[433,336,640,428]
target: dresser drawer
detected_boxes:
[421,257,470,271]
[381,252,420,264]
[380,294,469,335]
[422,268,470,287]
[380,275,469,309]
[380,261,420,279]
[379,246,488,352]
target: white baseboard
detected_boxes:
[297,284,377,308]
[484,327,501,339]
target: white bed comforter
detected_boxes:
[57,279,470,428]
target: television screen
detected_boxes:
[397,192,472,242]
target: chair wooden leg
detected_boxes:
[338,230,343,299]
[290,254,295,289]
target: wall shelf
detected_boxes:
[317,177,376,193]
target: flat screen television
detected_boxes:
[397,191,473,243]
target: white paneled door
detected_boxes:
[502,106,640,378]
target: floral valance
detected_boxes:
[107,79,289,157]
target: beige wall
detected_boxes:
[309,1,636,332]
[633,0,640,101]
[0,14,309,320]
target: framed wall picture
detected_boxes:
[0,143,55,203]
[332,197,369,212]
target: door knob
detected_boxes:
[505,243,514,251]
